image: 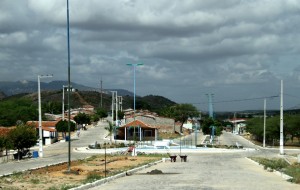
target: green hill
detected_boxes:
[3,90,177,114]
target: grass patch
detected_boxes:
[285,163,300,183]
[30,178,40,184]
[84,173,103,184]
[250,157,300,183]
[0,154,164,189]
[250,157,289,171]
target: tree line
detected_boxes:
[246,114,300,145]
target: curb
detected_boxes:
[70,159,163,190]
[0,160,68,178]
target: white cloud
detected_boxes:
[0,32,27,46]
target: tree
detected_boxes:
[42,101,62,114]
[55,120,76,138]
[202,117,222,136]
[162,104,199,133]
[0,98,38,126]
[246,117,264,141]
[105,121,114,144]
[117,110,124,121]
[91,114,100,123]
[8,124,38,160]
[74,113,91,125]
[284,115,300,143]
[0,135,12,160]
[95,108,108,119]
[0,136,5,153]
[246,115,289,145]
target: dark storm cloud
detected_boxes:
[0,0,300,111]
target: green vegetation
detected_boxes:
[74,112,91,125]
[55,120,76,138]
[105,121,115,144]
[201,117,223,136]
[95,107,108,119]
[246,114,300,146]
[0,90,178,127]
[8,124,38,160]
[250,157,300,184]
[30,178,40,184]
[161,103,199,133]
[0,98,38,126]
[84,173,103,183]
[251,157,289,171]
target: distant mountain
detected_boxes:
[0,80,133,97]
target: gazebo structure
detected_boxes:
[117,120,158,141]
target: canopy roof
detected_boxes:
[119,120,158,129]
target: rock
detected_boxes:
[147,169,163,174]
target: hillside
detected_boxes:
[3,90,177,113]
[0,80,133,97]
[0,91,6,100]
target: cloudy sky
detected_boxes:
[1,0,300,112]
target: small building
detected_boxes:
[117,120,158,141]
[227,118,247,134]
[27,121,59,145]
[82,104,95,112]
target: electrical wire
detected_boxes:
[190,95,279,105]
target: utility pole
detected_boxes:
[111,91,115,123]
[263,98,266,148]
[38,74,53,158]
[115,91,118,126]
[279,80,284,155]
[100,77,103,108]
[118,96,123,112]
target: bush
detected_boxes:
[84,173,103,183]
[251,157,289,171]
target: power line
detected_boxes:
[283,93,300,99]
[190,95,279,105]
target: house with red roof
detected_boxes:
[117,119,158,141]
[0,127,12,137]
[27,121,59,145]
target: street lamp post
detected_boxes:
[38,74,53,158]
[111,91,117,123]
[126,63,143,142]
[263,98,266,148]
[66,0,72,172]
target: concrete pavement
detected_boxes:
[0,121,109,176]
[88,152,300,190]
[1,122,300,190]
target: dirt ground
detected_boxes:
[0,154,164,190]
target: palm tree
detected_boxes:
[105,121,114,144]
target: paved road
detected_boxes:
[89,152,300,190]
[0,121,109,176]
[218,131,258,149]
[1,123,300,190]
